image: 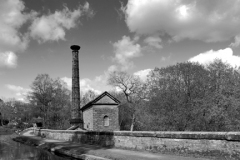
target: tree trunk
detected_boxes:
[43,113,47,128]
[43,105,47,128]
[0,114,3,126]
[130,113,135,131]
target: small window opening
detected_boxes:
[103,116,109,126]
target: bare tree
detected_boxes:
[80,90,98,107]
[108,71,144,131]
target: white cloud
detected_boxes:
[189,48,240,68]
[112,36,141,70]
[80,79,101,94]
[61,77,102,94]
[0,51,17,68]
[5,84,31,102]
[144,36,162,49]
[115,1,126,20]
[30,3,93,43]
[161,54,172,62]
[6,84,24,92]
[0,0,36,68]
[124,0,240,43]
[0,0,34,50]
[230,35,240,48]
[0,1,93,68]
[107,65,118,72]
[61,77,72,89]
[134,69,152,82]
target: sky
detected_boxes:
[1,0,240,102]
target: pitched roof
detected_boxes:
[81,91,120,111]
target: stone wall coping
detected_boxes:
[33,129,240,141]
[40,129,87,134]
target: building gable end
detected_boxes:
[81,91,120,111]
[94,95,117,104]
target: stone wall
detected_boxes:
[83,108,93,130]
[32,129,240,159]
[93,105,119,131]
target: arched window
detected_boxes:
[87,123,90,129]
[103,116,109,126]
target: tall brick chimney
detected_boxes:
[69,45,83,128]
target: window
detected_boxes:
[103,116,109,126]
[87,123,90,129]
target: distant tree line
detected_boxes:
[109,59,240,131]
[0,74,98,130]
[1,59,240,131]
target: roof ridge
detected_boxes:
[80,91,120,111]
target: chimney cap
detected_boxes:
[70,45,80,51]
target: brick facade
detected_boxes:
[81,91,120,131]
[93,105,119,131]
[83,108,93,130]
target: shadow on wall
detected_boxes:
[71,131,115,148]
[35,129,115,157]
[51,131,115,158]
